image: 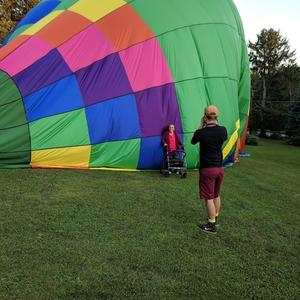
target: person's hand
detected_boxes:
[200,116,206,128]
[163,143,168,147]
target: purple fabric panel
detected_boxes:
[75,53,133,106]
[135,83,183,137]
[13,49,72,96]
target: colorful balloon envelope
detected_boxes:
[0,0,250,170]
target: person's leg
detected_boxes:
[198,198,216,233]
[199,169,214,204]
[205,199,216,223]
[163,150,168,169]
[213,196,221,216]
[198,169,217,233]
[213,168,224,225]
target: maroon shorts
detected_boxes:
[199,167,224,200]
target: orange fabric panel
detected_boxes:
[240,117,249,152]
[36,11,92,48]
[0,35,30,61]
[234,139,240,161]
[95,4,154,51]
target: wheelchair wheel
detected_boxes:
[181,172,187,179]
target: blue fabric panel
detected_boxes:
[138,136,164,170]
[14,49,72,97]
[85,94,141,144]
[24,75,84,122]
[224,152,235,165]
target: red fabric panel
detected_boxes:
[36,11,91,47]
[95,4,154,51]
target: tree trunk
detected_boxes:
[262,76,267,108]
[260,76,267,137]
[289,81,292,102]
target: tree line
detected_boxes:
[0,3,299,145]
[249,29,300,145]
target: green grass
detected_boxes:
[0,139,299,299]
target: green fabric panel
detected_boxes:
[0,71,9,82]
[177,77,239,141]
[227,0,247,40]
[238,38,251,112]
[7,24,32,42]
[0,99,27,128]
[0,70,31,167]
[238,42,251,139]
[221,1,250,142]
[157,27,203,82]
[90,138,140,169]
[0,124,31,152]
[0,71,22,105]
[57,0,79,10]
[181,77,238,163]
[157,25,241,82]
[175,79,209,133]
[204,78,240,136]
[184,132,199,169]
[129,0,240,36]
[30,109,90,150]
[0,151,30,168]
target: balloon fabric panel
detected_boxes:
[0,0,250,170]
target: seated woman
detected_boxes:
[162,124,183,159]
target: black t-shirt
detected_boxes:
[191,125,228,169]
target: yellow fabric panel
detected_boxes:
[223,119,240,159]
[69,0,126,22]
[31,145,91,168]
[21,11,64,36]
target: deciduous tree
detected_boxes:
[0,0,40,43]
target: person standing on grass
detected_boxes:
[191,105,228,234]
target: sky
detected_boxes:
[233,0,300,63]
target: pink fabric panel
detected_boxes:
[0,37,52,76]
[119,38,173,92]
[58,25,114,72]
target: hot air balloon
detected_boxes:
[0,0,250,170]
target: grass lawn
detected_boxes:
[0,139,299,299]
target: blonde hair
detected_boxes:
[204,105,218,121]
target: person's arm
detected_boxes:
[162,132,168,146]
[223,127,228,141]
[191,129,201,145]
[174,132,185,149]
[175,132,183,145]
